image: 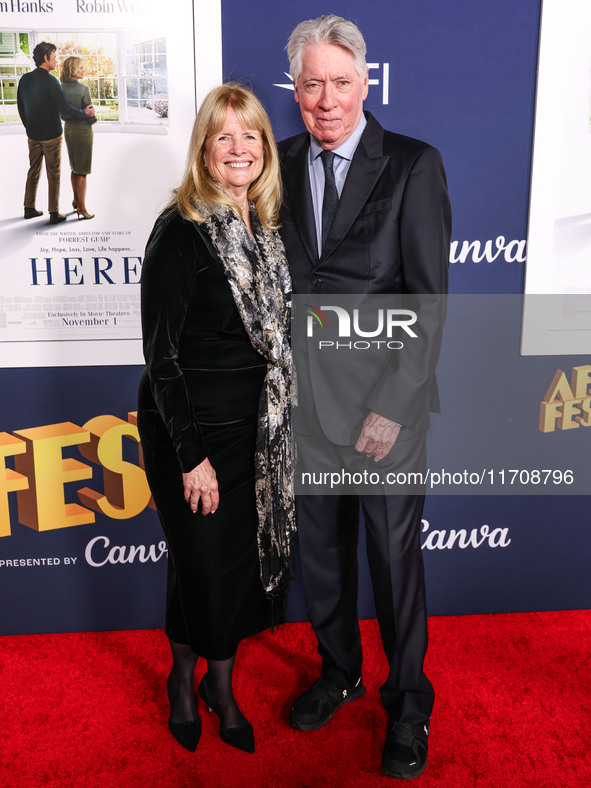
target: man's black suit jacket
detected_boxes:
[279,111,452,447]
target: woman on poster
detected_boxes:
[60,56,95,220]
[137,83,294,754]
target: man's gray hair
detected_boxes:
[286,15,368,83]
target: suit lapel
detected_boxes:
[283,135,318,266]
[321,113,389,262]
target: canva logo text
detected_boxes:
[421,519,511,550]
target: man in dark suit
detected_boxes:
[278,15,451,780]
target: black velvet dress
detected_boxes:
[137,208,279,659]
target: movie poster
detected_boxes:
[522,0,591,354]
[0,0,221,367]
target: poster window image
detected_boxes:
[1,29,169,127]
[0,0,215,368]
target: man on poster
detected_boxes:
[278,15,451,779]
[17,42,95,225]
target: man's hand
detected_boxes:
[355,411,400,462]
[84,105,95,117]
[183,457,219,515]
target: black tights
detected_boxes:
[168,639,247,729]
[167,640,197,723]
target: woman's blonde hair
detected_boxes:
[172,83,282,229]
[61,56,82,83]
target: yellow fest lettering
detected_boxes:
[14,422,95,532]
[127,411,156,512]
[0,413,156,537]
[77,412,154,518]
[0,433,30,538]
[539,365,591,433]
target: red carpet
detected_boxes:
[1,612,589,787]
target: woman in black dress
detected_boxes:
[137,84,294,754]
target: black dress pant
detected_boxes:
[296,432,434,725]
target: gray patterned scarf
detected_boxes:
[200,203,295,594]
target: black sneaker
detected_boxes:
[381,720,429,779]
[289,676,365,731]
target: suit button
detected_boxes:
[312,277,321,288]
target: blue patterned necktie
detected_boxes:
[320,150,339,250]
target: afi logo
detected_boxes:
[305,305,418,338]
[275,63,390,105]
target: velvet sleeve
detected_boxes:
[140,211,208,472]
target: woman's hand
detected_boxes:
[183,458,219,515]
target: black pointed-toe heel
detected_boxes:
[198,674,255,753]
[168,717,201,752]
[219,717,254,754]
[167,671,201,752]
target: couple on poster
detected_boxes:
[138,14,451,781]
[17,41,95,225]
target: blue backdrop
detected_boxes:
[1,0,589,637]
